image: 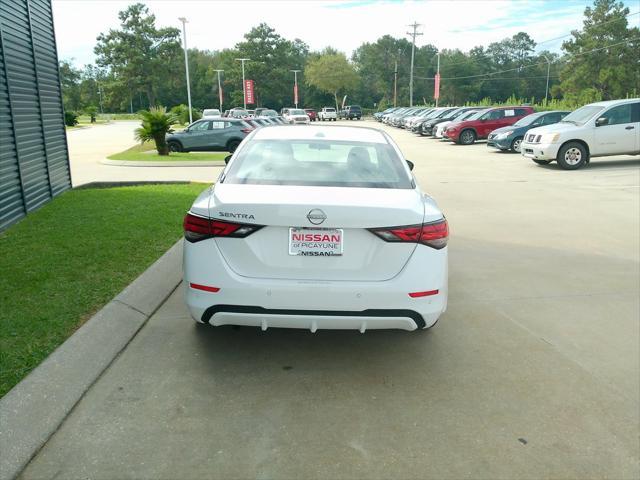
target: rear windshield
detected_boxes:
[324,108,336,112]
[223,139,413,189]
[289,109,306,115]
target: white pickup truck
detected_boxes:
[521,98,639,169]
[318,107,337,121]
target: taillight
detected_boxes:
[241,128,253,134]
[369,218,448,250]
[183,213,263,243]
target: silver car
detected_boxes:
[166,118,252,153]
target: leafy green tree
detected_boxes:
[305,51,359,111]
[134,106,177,155]
[59,60,82,112]
[94,3,182,107]
[559,0,640,101]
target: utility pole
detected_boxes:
[235,58,250,109]
[393,59,398,107]
[214,69,224,111]
[541,54,551,105]
[406,21,422,107]
[290,70,301,108]
[178,17,193,124]
[435,52,440,107]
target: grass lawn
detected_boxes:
[108,141,228,162]
[0,183,208,397]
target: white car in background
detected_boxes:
[202,108,221,118]
[435,109,484,139]
[521,98,639,169]
[318,107,338,121]
[183,125,449,332]
[283,108,310,125]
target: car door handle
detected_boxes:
[625,126,635,130]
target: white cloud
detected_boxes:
[52,0,594,68]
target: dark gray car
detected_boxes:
[166,118,251,153]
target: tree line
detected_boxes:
[60,0,639,116]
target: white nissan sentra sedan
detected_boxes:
[183,125,448,332]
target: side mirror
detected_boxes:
[224,155,232,165]
[406,160,414,171]
[595,117,608,127]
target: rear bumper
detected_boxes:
[521,142,559,160]
[184,240,448,331]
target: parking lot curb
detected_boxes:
[0,240,184,480]
[100,159,225,167]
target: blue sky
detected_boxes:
[52,0,639,68]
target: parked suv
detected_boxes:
[487,110,570,153]
[318,107,337,121]
[339,105,362,120]
[521,98,639,169]
[166,118,252,153]
[304,108,317,121]
[445,106,534,145]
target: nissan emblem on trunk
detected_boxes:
[307,209,327,225]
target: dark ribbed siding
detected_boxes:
[0,0,70,231]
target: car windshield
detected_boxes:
[560,105,604,124]
[464,109,490,121]
[325,108,336,112]
[262,110,277,117]
[290,109,306,115]
[224,139,413,189]
[513,113,543,127]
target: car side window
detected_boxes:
[514,108,529,117]
[189,121,211,131]
[211,121,226,129]
[599,104,632,126]
[630,102,640,122]
[486,110,504,120]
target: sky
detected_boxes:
[52,0,638,68]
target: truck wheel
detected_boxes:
[510,137,523,153]
[458,129,476,145]
[533,159,552,165]
[557,142,588,170]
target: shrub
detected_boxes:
[134,106,178,156]
[64,111,78,127]
[84,106,98,123]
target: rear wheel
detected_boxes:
[510,137,523,153]
[557,142,588,170]
[168,141,182,153]
[227,139,241,153]
[533,159,552,165]
[458,129,476,145]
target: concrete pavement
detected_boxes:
[66,121,222,186]
[18,120,640,479]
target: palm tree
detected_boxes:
[134,106,178,156]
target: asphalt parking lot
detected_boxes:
[20,121,640,479]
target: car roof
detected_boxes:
[587,98,639,107]
[252,125,388,143]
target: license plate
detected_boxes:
[289,228,343,256]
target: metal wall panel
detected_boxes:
[0,0,70,231]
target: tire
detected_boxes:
[557,142,588,170]
[458,129,476,145]
[227,139,241,153]
[533,159,552,165]
[510,137,523,153]
[168,141,182,153]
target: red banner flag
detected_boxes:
[244,80,255,105]
[219,85,223,107]
[434,73,441,100]
[294,83,298,105]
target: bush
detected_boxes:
[84,106,98,123]
[134,106,178,156]
[64,111,78,127]
[170,104,202,125]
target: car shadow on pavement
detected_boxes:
[534,158,640,171]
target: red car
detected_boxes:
[445,106,534,145]
[304,108,317,122]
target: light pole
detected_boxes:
[178,17,193,123]
[541,54,551,105]
[435,52,441,107]
[214,69,224,111]
[406,22,422,107]
[235,58,250,109]
[290,69,301,108]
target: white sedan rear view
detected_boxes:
[183,125,448,332]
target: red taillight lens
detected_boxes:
[369,218,448,250]
[183,213,263,243]
[241,128,253,134]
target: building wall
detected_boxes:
[0,0,71,231]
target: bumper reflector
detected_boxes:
[190,283,220,293]
[409,289,439,298]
